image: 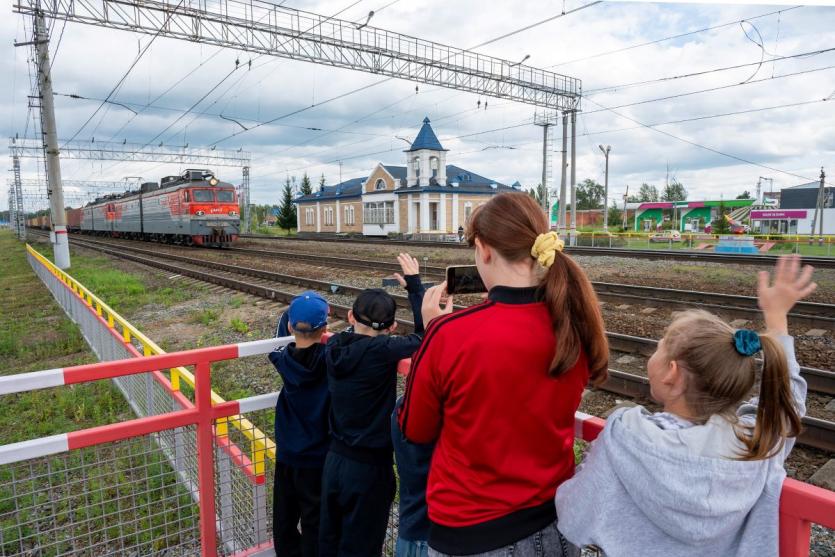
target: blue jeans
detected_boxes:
[427,520,579,557]
[396,538,430,557]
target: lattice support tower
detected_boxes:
[12,155,26,239]
[13,0,582,112]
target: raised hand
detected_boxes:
[394,252,420,287]
[421,282,453,325]
[757,254,816,335]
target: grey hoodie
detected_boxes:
[555,336,805,557]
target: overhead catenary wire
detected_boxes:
[59,0,187,149]
[546,5,802,68]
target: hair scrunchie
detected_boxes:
[733,329,762,357]
[531,231,565,269]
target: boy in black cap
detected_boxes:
[269,291,331,557]
[319,254,426,557]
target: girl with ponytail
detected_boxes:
[398,192,607,556]
[556,254,815,557]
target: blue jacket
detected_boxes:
[392,396,434,542]
[269,341,330,468]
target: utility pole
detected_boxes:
[559,113,568,237]
[34,9,70,268]
[534,111,557,220]
[810,168,826,243]
[569,110,577,245]
[11,155,26,240]
[599,144,611,231]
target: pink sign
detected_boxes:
[751,210,807,219]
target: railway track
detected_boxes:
[241,233,835,269]
[43,233,835,452]
[229,245,835,330]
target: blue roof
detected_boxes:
[294,176,365,202]
[407,117,447,152]
[382,165,407,181]
[394,164,514,194]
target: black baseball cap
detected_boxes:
[352,289,397,331]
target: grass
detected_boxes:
[0,233,200,555]
[191,308,220,325]
[230,317,250,334]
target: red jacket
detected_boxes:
[399,285,588,554]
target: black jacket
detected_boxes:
[392,396,434,541]
[269,342,330,468]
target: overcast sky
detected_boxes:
[3,0,834,211]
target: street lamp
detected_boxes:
[599,144,611,231]
[510,54,531,67]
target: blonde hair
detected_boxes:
[662,310,801,460]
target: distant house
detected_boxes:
[264,215,278,226]
[294,117,521,235]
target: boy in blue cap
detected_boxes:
[269,291,331,557]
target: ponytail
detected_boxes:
[738,334,802,460]
[543,252,609,385]
[663,310,802,461]
[466,192,609,386]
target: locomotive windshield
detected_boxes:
[192,189,214,202]
[217,190,236,203]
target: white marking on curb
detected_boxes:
[0,368,64,395]
[574,411,593,438]
[0,434,69,465]
[237,337,293,358]
[237,392,280,414]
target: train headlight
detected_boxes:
[209,177,219,186]
[228,211,238,216]
[196,210,205,216]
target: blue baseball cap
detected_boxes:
[288,291,329,331]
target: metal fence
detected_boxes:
[3,244,833,556]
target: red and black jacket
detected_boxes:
[398,285,588,554]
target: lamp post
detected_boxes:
[599,144,611,231]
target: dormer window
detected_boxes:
[375,179,387,191]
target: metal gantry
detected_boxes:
[11,155,26,239]
[13,0,582,112]
[10,138,254,231]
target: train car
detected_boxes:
[79,169,239,247]
[66,208,83,232]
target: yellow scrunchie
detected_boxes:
[530,231,565,269]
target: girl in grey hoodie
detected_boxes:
[555,254,816,557]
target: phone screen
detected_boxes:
[446,265,486,294]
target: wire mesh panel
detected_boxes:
[0,427,200,556]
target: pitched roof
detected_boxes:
[294,176,366,202]
[407,117,447,152]
[394,164,518,194]
[382,165,407,181]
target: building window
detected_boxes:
[430,156,439,178]
[363,201,395,224]
[464,202,473,223]
[349,206,355,225]
[305,208,314,225]
[324,207,335,226]
[375,179,387,191]
[413,157,420,179]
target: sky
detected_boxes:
[3,0,835,212]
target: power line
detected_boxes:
[546,5,801,68]
[60,0,186,148]
[585,46,835,95]
[583,97,816,182]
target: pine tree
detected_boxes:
[319,173,326,191]
[300,173,313,196]
[277,177,297,235]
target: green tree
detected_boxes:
[607,201,623,230]
[711,200,731,234]
[528,183,545,207]
[661,180,687,201]
[319,173,326,191]
[276,178,297,234]
[736,190,752,199]
[628,183,659,203]
[300,173,313,196]
[576,179,605,210]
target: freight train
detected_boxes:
[28,169,240,247]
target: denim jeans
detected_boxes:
[396,537,430,557]
[427,520,579,557]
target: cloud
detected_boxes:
[3,0,834,212]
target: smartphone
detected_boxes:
[446,265,486,294]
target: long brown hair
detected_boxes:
[662,310,802,460]
[466,192,608,385]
